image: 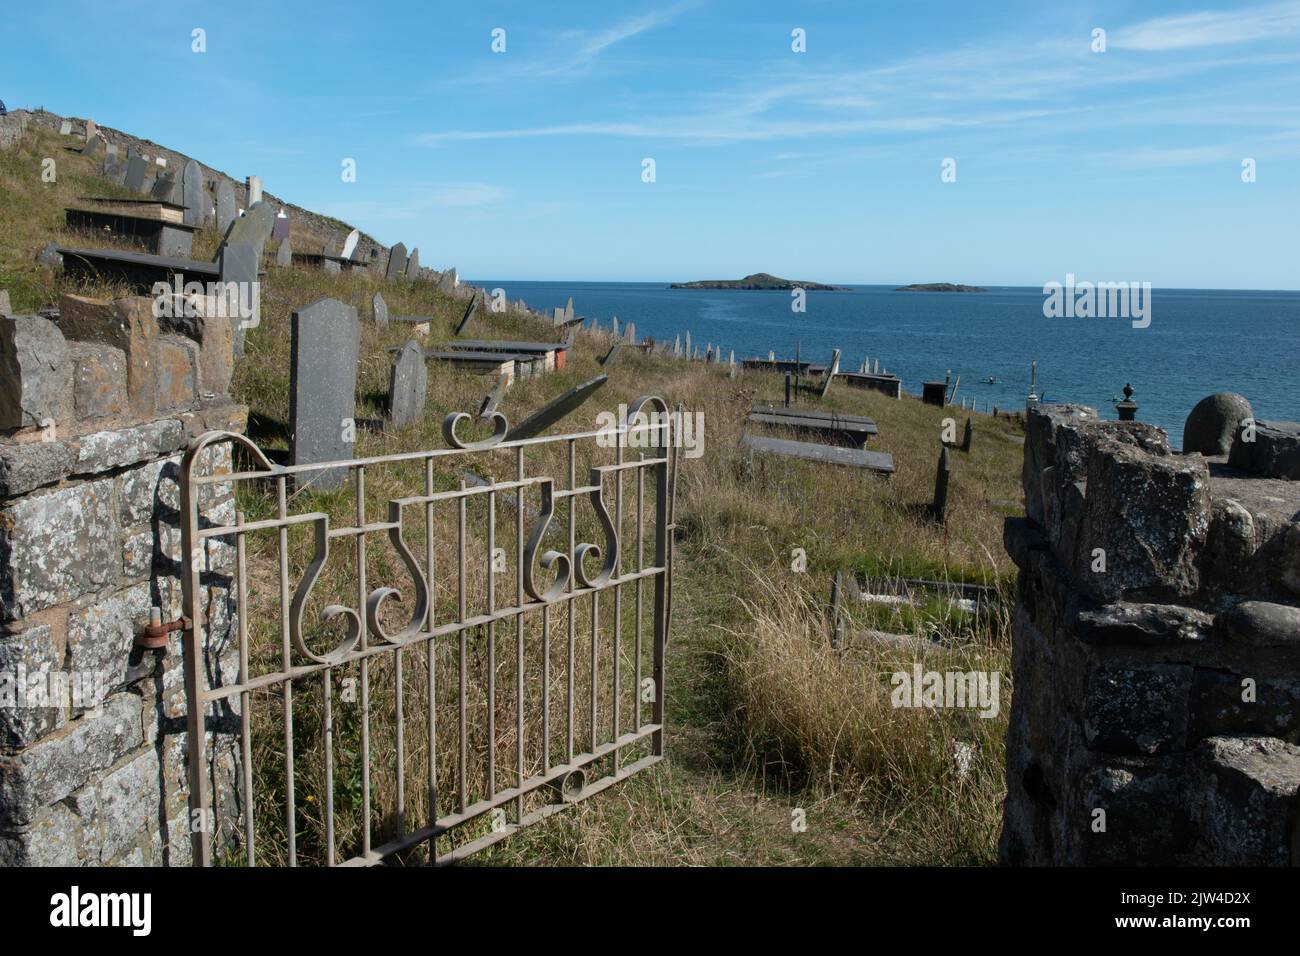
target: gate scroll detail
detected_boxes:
[179,395,679,866]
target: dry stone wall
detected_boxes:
[1,292,245,865]
[1001,403,1300,865]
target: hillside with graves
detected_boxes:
[1,109,1040,866]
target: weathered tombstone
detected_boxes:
[611,317,620,338]
[223,200,276,260]
[141,173,156,195]
[1183,392,1252,456]
[961,417,973,453]
[625,322,637,344]
[372,292,388,325]
[387,340,428,428]
[340,228,359,260]
[819,348,842,399]
[930,446,951,523]
[182,159,203,227]
[289,298,360,489]
[439,270,457,295]
[124,153,148,192]
[322,236,338,258]
[406,248,420,276]
[151,172,178,202]
[505,375,609,441]
[272,209,290,242]
[565,297,574,323]
[215,180,236,233]
[102,154,123,183]
[386,242,408,281]
[80,135,101,158]
[84,119,97,143]
[59,119,72,136]
[729,350,735,367]
[246,175,263,205]
[276,238,293,267]
[479,372,509,420]
[673,335,681,357]
[453,292,476,335]
[564,323,578,348]
[601,343,621,367]
[219,243,260,357]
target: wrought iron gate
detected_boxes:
[179,396,678,866]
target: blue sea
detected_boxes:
[471,281,1300,445]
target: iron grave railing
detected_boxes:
[179,396,679,866]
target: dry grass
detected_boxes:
[3,121,1027,866]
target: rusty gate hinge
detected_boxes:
[137,607,191,651]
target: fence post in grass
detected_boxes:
[931,446,951,523]
[829,570,846,650]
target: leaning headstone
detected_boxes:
[438,269,456,294]
[387,340,428,428]
[453,293,476,335]
[151,172,179,203]
[80,135,101,159]
[124,153,148,192]
[289,298,360,490]
[272,209,290,242]
[222,200,276,259]
[182,159,203,227]
[478,372,509,420]
[406,247,420,276]
[673,335,681,357]
[276,238,293,267]
[600,343,621,367]
[84,119,97,143]
[141,173,156,195]
[506,376,609,441]
[246,175,263,205]
[372,292,388,325]
[565,297,574,323]
[961,417,974,453]
[103,155,124,184]
[1183,392,1253,456]
[59,119,72,136]
[625,322,637,345]
[215,179,237,234]
[340,228,359,260]
[386,242,408,281]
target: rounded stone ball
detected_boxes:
[1182,392,1253,456]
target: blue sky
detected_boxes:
[5,1,1300,287]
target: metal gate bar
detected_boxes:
[179,396,678,866]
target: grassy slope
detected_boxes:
[3,124,1026,865]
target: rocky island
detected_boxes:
[896,282,986,292]
[670,272,850,291]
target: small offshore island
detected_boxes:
[670,271,850,291]
[896,282,986,292]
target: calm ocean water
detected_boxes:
[471,280,1300,445]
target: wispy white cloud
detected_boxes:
[326,182,505,223]
[1112,1,1300,50]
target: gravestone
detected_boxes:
[289,298,360,490]
[322,236,338,258]
[373,292,388,325]
[478,372,509,420]
[272,209,290,242]
[564,322,578,347]
[962,417,973,453]
[386,242,408,280]
[673,335,681,357]
[601,343,621,367]
[340,228,359,260]
[124,153,148,192]
[405,248,420,277]
[387,340,428,428]
[439,269,457,294]
[141,173,156,195]
[276,238,292,267]
[80,135,101,159]
[1183,392,1252,456]
[215,180,236,234]
[453,292,476,335]
[506,375,609,441]
[103,155,124,184]
[565,297,574,323]
[151,172,179,202]
[223,201,276,259]
[931,446,951,523]
[219,243,260,357]
[182,159,203,227]
[84,119,97,143]
[246,175,263,205]
[625,322,637,344]
[611,317,620,338]
[59,119,72,136]
[684,331,691,357]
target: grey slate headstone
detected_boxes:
[406,247,420,276]
[141,173,157,195]
[453,292,476,335]
[182,159,203,227]
[223,200,276,260]
[80,136,101,159]
[373,292,388,325]
[322,236,338,258]
[385,242,408,281]
[272,210,290,242]
[124,154,148,192]
[387,340,428,428]
[103,155,124,183]
[215,180,237,234]
[59,119,72,136]
[151,172,179,202]
[289,298,360,489]
[340,229,359,260]
[506,375,609,441]
[219,242,260,357]
[276,238,292,267]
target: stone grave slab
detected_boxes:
[290,298,360,489]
